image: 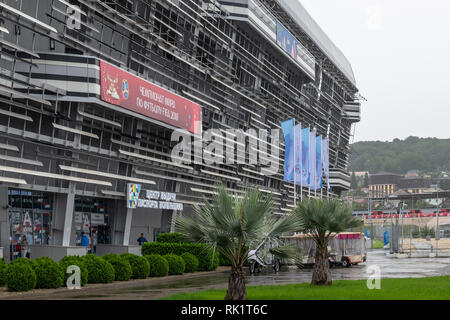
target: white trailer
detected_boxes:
[283,232,367,268]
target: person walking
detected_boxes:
[21,235,30,259]
[137,233,148,246]
[91,228,98,254]
[81,232,90,253]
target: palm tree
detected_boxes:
[175,184,303,300]
[293,198,363,286]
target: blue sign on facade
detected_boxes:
[276,21,298,61]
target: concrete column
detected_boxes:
[122,208,133,246]
[62,182,76,247]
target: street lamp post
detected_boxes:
[400,201,407,253]
[368,195,373,249]
[390,204,394,254]
[401,202,404,253]
[436,188,440,257]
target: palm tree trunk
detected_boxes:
[311,244,332,286]
[225,266,247,300]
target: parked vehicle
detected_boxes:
[248,239,283,274]
[283,232,367,268]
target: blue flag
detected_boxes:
[281,119,294,182]
[321,138,330,189]
[294,124,302,184]
[384,230,390,246]
[301,127,309,186]
[308,129,316,188]
[315,135,322,190]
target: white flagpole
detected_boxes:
[327,138,330,200]
[320,138,323,200]
[293,119,296,207]
[314,130,317,199]
[308,129,311,199]
[300,126,303,202]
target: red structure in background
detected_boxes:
[364,209,450,220]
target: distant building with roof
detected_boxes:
[368,171,433,198]
[405,170,420,179]
[368,172,403,198]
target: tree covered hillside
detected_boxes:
[349,137,450,175]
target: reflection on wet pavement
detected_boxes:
[247,249,450,286]
[6,250,450,300]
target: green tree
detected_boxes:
[363,172,369,188]
[350,172,357,190]
[175,184,303,300]
[349,137,450,175]
[293,199,363,286]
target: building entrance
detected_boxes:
[74,197,111,251]
[8,189,53,260]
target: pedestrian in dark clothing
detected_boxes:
[137,233,148,245]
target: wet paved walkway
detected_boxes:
[2,250,450,300]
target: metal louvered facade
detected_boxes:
[0,0,361,259]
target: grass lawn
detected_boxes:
[162,276,450,300]
[372,238,385,249]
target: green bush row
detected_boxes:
[141,242,219,271]
[156,232,186,243]
[0,252,201,292]
[155,233,239,268]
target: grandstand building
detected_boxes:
[0,0,361,260]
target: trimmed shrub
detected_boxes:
[33,257,64,289]
[11,257,36,268]
[102,254,133,281]
[59,256,89,287]
[157,232,185,243]
[180,252,199,273]
[0,259,7,286]
[145,254,169,277]
[81,254,115,284]
[142,243,219,271]
[164,254,185,275]
[6,259,37,292]
[120,253,150,279]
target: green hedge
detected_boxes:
[102,254,133,281]
[59,256,89,287]
[164,254,185,275]
[0,259,7,286]
[156,232,185,243]
[145,254,169,277]
[6,259,37,292]
[180,252,199,273]
[33,257,64,289]
[81,254,115,284]
[120,253,150,279]
[11,257,36,268]
[142,243,219,271]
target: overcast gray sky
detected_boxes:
[300,0,450,142]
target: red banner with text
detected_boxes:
[99,60,202,134]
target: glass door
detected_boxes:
[74,197,111,249]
